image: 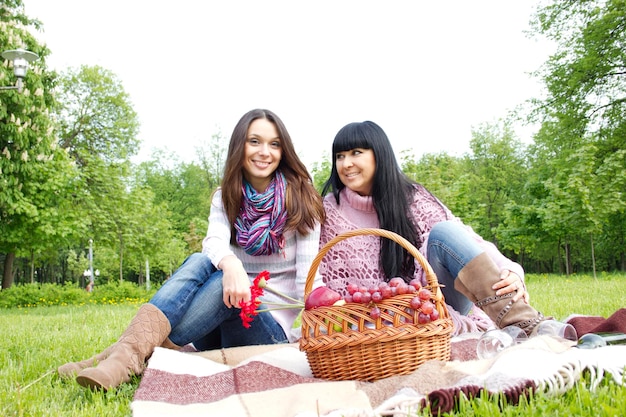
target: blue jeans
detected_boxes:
[426,221,483,315]
[149,253,287,348]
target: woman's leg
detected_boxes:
[72,253,215,390]
[191,329,222,351]
[427,221,482,315]
[191,312,287,351]
[428,220,544,334]
[167,270,288,348]
[149,253,218,328]
[167,268,240,346]
[220,308,288,348]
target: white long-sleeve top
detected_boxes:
[202,189,322,342]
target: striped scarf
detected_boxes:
[235,171,288,256]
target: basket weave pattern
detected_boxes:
[299,228,453,381]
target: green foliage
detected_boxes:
[310,151,331,194]
[133,149,217,237]
[1,1,77,288]
[524,0,626,273]
[55,65,139,165]
[0,282,156,308]
[4,0,626,290]
[88,281,156,305]
[401,149,464,208]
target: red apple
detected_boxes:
[305,286,342,310]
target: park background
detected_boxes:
[1,0,625,291]
[2,2,626,415]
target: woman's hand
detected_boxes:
[219,256,252,308]
[492,269,529,303]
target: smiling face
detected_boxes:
[243,118,282,192]
[335,148,376,196]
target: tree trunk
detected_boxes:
[590,233,597,279]
[2,252,16,289]
[30,250,35,283]
[119,244,124,282]
[564,241,572,276]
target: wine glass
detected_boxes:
[531,320,578,341]
[476,325,529,360]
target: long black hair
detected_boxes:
[322,121,420,281]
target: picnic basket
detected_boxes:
[299,228,453,381]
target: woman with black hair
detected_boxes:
[320,120,545,335]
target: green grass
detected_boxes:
[0,273,625,416]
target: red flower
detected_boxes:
[239,271,269,328]
[238,270,304,328]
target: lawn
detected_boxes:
[1,273,625,416]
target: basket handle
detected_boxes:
[305,228,440,297]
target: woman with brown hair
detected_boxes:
[58,109,325,390]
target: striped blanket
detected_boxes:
[132,310,626,417]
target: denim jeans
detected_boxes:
[149,253,287,348]
[426,221,483,315]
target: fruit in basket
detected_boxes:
[410,296,422,310]
[421,300,435,315]
[396,283,410,295]
[418,312,430,324]
[418,288,432,301]
[346,283,359,295]
[371,291,383,303]
[409,278,422,291]
[388,277,405,287]
[305,286,342,310]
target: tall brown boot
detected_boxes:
[58,336,181,379]
[58,344,117,378]
[75,303,171,390]
[456,252,544,335]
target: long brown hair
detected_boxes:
[220,109,324,242]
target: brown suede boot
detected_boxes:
[58,344,117,378]
[75,304,171,390]
[456,252,544,335]
[58,336,180,379]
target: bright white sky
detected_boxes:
[24,0,553,168]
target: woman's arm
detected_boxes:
[201,189,251,307]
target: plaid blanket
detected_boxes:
[132,309,626,417]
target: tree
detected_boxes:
[1,0,76,289]
[310,151,331,194]
[528,0,626,272]
[461,121,527,246]
[195,131,227,192]
[133,150,219,239]
[400,149,465,213]
[55,66,139,166]
[53,65,144,281]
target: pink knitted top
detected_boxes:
[319,186,524,334]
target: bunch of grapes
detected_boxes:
[343,277,439,324]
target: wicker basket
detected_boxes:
[299,228,453,381]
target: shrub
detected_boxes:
[0,282,157,308]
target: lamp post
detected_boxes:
[88,239,94,288]
[1,48,39,93]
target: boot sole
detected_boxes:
[76,374,109,391]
